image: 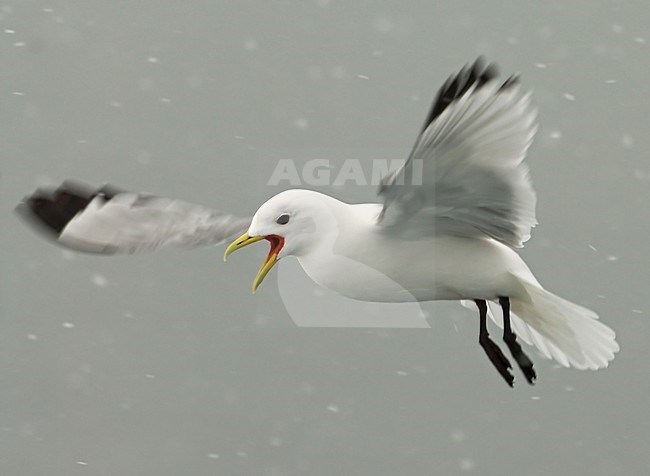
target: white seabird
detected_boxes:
[17,58,619,386]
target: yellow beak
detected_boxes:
[223,232,264,261]
[224,232,280,293]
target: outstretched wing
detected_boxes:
[16,181,251,254]
[378,57,538,248]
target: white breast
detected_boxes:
[295,203,535,303]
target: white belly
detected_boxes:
[297,233,534,303]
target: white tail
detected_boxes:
[487,281,619,369]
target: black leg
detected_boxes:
[499,297,536,385]
[475,299,514,387]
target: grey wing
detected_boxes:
[378,58,538,248]
[16,181,251,254]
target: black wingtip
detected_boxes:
[500,73,520,91]
[20,183,89,235]
[16,180,121,237]
[420,57,504,134]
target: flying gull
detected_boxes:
[17,58,619,386]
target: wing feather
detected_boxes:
[378,58,538,248]
[16,181,250,254]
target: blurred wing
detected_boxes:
[378,58,538,248]
[16,181,251,254]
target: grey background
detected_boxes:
[2,1,650,475]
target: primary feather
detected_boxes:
[379,57,537,248]
[17,181,250,254]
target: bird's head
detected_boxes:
[224,189,338,292]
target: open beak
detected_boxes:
[224,232,285,293]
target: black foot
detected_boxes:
[498,296,537,386]
[504,334,537,385]
[480,335,514,387]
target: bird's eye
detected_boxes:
[276,213,290,225]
